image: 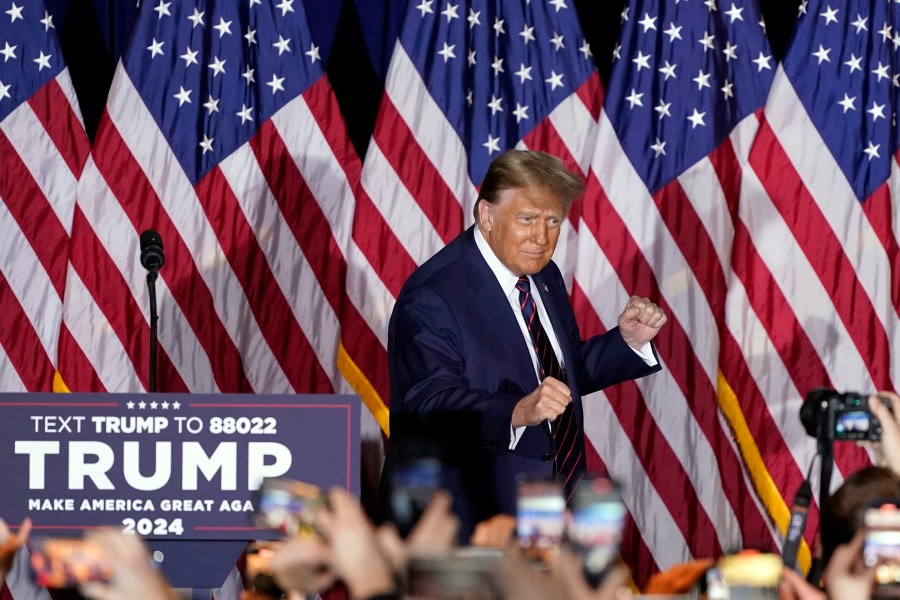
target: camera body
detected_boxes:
[800,389,891,442]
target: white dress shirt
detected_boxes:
[473,226,657,449]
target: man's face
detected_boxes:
[479,185,566,276]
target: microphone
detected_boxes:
[782,479,812,571]
[140,229,165,271]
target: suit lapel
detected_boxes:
[460,229,539,389]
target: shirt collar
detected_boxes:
[474,225,522,296]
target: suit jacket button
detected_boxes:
[542,453,552,462]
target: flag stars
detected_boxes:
[721,80,734,99]
[208,56,226,76]
[249,0,262,6]
[868,101,886,122]
[633,50,651,70]
[612,43,622,60]
[0,81,10,101]
[491,56,504,75]
[650,138,666,157]
[242,65,255,84]
[416,0,433,17]
[852,15,867,33]
[844,54,861,74]
[173,86,192,106]
[267,73,286,94]
[704,0,716,10]
[880,23,893,43]
[441,3,458,22]
[693,69,711,90]
[513,102,529,122]
[864,141,881,160]
[579,40,592,59]
[752,51,772,71]
[638,12,657,32]
[520,24,536,44]
[236,104,254,124]
[493,17,505,35]
[203,94,220,114]
[621,6,629,22]
[892,33,900,50]
[40,10,54,30]
[5,2,22,22]
[625,88,644,108]
[872,61,890,82]
[724,3,744,22]
[549,0,568,11]
[658,61,677,80]
[273,35,291,55]
[515,63,533,83]
[245,28,257,45]
[33,50,51,71]
[199,135,214,154]
[438,42,456,62]
[664,23,682,42]
[687,108,706,128]
[147,38,165,58]
[487,95,503,115]
[187,8,204,28]
[180,47,198,67]
[797,0,807,15]
[213,17,232,37]
[550,32,565,51]
[306,44,321,63]
[819,5,838,25]
[811,44,831,64]
[467,8,480,28]
[545,70,564,90]
[154,0,172,19]
[699,31,715,52]
[467,49,476,66]
[466,89,473,106]
[484,134,500,154]
[0,42,16,62]
[654,99,671,119]
[722,41,737,61]
[837,93,856,113]
[276,0,294,16]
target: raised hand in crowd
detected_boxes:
[822,531,873,600]
[778,568,825,600]
[0,517,30,585]
[870,392,900,476]
[497,545,632,600]
[470,514,517,549]
[78,530,177,600]
[376,490,459,575]
[272,488,398,600]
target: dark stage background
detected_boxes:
[48,0,802,158]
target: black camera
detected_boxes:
[800,389,891,442]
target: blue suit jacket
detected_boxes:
[384,226,661,531]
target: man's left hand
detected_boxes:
[618,296,666,350]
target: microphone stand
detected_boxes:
[147,266,159,393]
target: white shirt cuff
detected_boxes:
[630,341,658,367]
[509,424,527,450]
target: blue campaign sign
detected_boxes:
[0,393,360,541]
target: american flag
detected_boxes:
[574,0,781,583]
[56,0,366,400]
[0,0,86,395]
[354,0,602,432]
[730,0,897,570]
[52,0,366,595]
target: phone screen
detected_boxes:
[864,501,900,588]
[253,477,326,536]
[516,476,565,564]
[390,455,442,538]
[30,538,111,588]
[567,477,626,586]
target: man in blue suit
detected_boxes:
[384,150,666,535]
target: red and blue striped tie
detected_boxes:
[516,276,582,492]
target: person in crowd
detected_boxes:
[383,150,666,534]
[0,517,30,587]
